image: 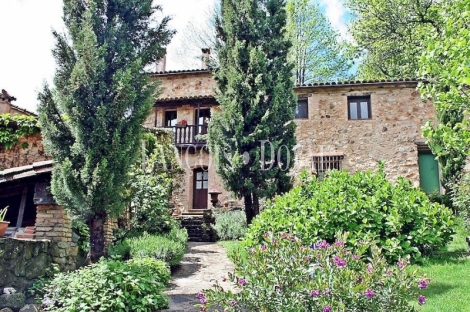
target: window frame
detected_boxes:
[295,99,309,119]
[347,95,371,120]
[164,110,177,127]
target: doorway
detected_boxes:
[418,150,440,194]
[193,168,208,209]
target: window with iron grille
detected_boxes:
[348,95,371,120]
[312,153,344,178]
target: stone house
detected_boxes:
[148,68,440,213]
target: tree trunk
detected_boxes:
[87,213,107,263]
[253,193,260,216]
[244,194,254,225]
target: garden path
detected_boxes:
[160,242,236,311]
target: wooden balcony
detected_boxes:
[165,124,208,149]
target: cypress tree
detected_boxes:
[38,0,174,262]
[208,0,296,224]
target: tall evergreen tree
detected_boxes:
[208,0,296,224]
[38,0,174,262]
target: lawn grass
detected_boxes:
[219,219,470,311]
[411,218,470,311]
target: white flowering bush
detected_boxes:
[197,233,429,311]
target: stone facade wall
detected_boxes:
[35,205,78,271]
[0,238,52,292]
[0,134,50,170]
[153,71,215,99]
[292,83,436,186]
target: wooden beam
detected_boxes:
[16,186,28,228]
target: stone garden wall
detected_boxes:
[0,238,51,292]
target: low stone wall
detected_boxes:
[0,238,52,292]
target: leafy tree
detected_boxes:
[208,0,296,224]
[286,0,351,84]
[38,0,174,262]
[419,0,470,191]
[345,0,443,79]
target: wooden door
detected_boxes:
[193,168,208,209]
[418,150,440,194]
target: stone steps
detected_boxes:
[178,215,216,242]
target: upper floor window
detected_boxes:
[295,99,308,119]
[348,95,371,120]
[165,111,177,127]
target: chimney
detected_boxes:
[156,55,166,72]
[201,48,210,69]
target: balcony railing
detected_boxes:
[165,124,208,147]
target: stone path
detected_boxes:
[160,242,236,311]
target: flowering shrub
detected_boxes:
[245,165,455,262]
[197,233,429,312]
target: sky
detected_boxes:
[0,0,349,113]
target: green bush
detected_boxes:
[107,240,131,260]
[212,210,248,241]
[451,172,470,226]
[41,258,170,312]
[127,227,188,266]
[198,233,429,311]
[244,167,455,262]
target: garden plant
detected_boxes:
[244,165,455,262]
[199,232,429,311]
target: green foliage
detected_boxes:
[71,218,90,253]
[0,113,39,150]
[198,233,428,311]
[212,210,248,241]
[419,0,470,190]
[107,240,131,260]
[0,206,7,222]
[244,168,455,262]
[286,0,351,84]
[127,227,188,266]
[209,0,297,224]
[28,264,60,302]
[37,0,175,261]
[345,0,444,79]
[125,129,184,237]
[450,172,470,226]
[41,258,171,311]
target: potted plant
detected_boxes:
[176,119,188,128]
[0,206,9,237]
[208,189,222,208]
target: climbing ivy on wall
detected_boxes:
[0,114,39,149]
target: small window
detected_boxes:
[295,99,308,119]
[165,111,177,127]
[312,153,344,178]
[348,96,371,120]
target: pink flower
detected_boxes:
[333,255,347,267]
[261,245,267,251]
[334,241,345,247]
[310,289,321,297]
[352,255,360,260]
[397,261,404,269]
[367,265,373,273]
[323,305,332,312]
[238,278,247,286]
[365,289,375,298]
[418,278,430,289]
[418,295,426,305]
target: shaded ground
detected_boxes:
[160,242,235,311]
